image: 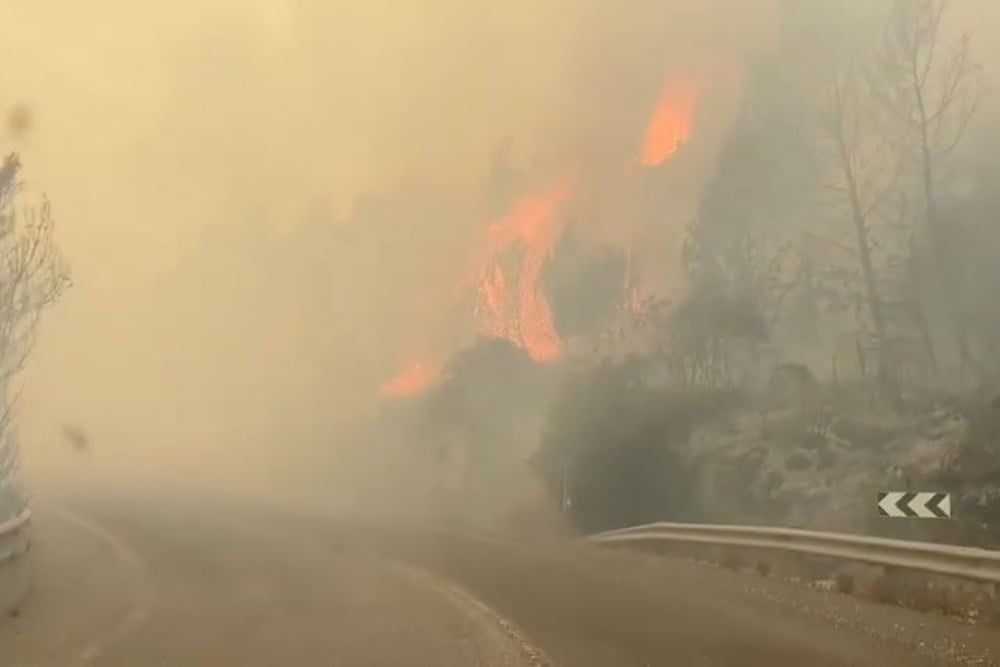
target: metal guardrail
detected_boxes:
[0,507,31,616]
[0,508,31,563]
[588,522,1000,584]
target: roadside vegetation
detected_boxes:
[362,1,999,547]
[535,0,1000,544]
[0,140,70,520]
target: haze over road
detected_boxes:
[3,488,1000,667]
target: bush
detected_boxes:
[533,359,744,534]
[868,568,905,605]
[0,474,25,522]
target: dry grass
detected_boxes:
[862,569,995,620]
[612,539,1000,625]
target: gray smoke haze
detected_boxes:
[0,1,995,505]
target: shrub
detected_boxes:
[533,359,744,534]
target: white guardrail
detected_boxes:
[0,508,31,615]
[0,508,30,563]
[588,522,1000,584]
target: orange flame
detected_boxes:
[639,81,699,167]
[476,263,514,340]
[381,73,703,398]
[379,181,571,399]
[380,358,442,398]
[475,181,572,362]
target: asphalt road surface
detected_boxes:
[3,489,1000,666]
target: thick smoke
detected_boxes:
[5,1,997,520]
[0,0,771,498]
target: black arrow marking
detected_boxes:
[898,492,918,517]
[926,493,949,518]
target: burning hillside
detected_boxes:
[379,181,572,398]
[381,75,701,398]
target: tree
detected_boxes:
[820,62,902,394]
[677,206,796,391]
[0,153,70,498]
[870,0,983,383]
[927,123,1000,389]
[686,36,822,366]
[659,285,769,389]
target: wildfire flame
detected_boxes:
[475,181,572,362]
[381,74,702,398]
[639,81,699,167]
[379,182,571,399]
[380,358,442,398]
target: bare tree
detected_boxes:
[822,61,901,393]
[0,153,70,492]
[870,0,983,381]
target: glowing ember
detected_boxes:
[475,181,571,362]
[380,359,442,397]
[639,81,699,167]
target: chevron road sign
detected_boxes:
[877,492,952,518]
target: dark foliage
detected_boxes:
[373,338,556,475]
[425,338,552,435]
[669,288,769,344]
[534,360,744,533]
[542,226,628,342]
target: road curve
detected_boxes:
[3,489,1000,666]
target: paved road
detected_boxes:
[3,490,1000,666]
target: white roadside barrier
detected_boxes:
[0,508,31,616]
[588,521,1000,584]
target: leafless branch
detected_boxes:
[873,0,983,378]
[0,154,70,490]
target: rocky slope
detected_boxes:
[679,388,999,545]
